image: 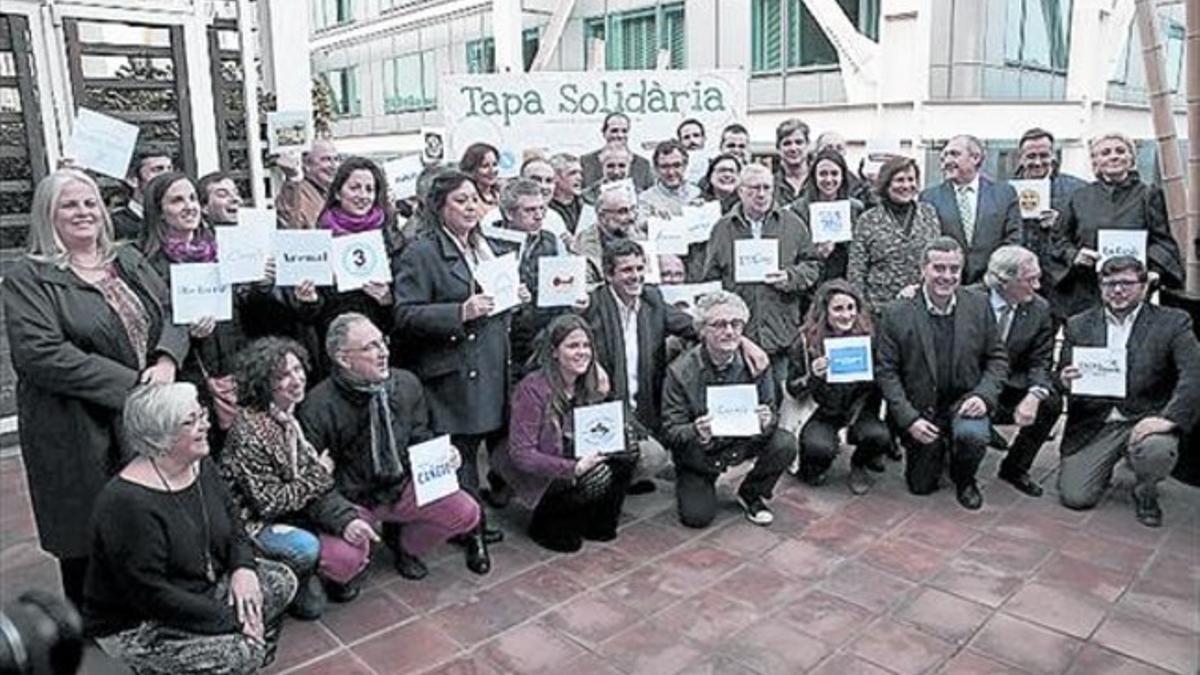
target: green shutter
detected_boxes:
[664,6,685,68]
[752,0,782,72]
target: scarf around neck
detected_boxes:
[163,231,218,263]
[320,205,386,237]
[335,369,403,481]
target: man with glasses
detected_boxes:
[661,290,794,528]
[519,157,571,245]
[580,112,654,191]
[577,183,642,284]
[1057,257,1200,527]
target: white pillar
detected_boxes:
[183,13,219,175]
[260,0,311,110]
[491,0,523,73]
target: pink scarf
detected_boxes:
[319,205,386,237]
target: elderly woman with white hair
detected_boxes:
[1054,131,1184,316]
[2,169,188,607]
[83,383,296,675]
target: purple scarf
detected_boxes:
[162,232,218,263]
[320,205,386,237]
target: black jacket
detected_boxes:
[963,285,1055,393]
[785,334,881,428]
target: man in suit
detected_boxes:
[1058,256,1200,527]
[580,112,654,192]
[970,245,1062,497]
[921,135,1020,284]
[877,236,1009,509]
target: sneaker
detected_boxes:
[738,494,774,526]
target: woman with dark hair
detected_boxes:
[220,338,378,619]
[788,280,890,493]
[698,152,743,214]
[791,148,864,282]
[493,315,633,552]
[846,156,941,311]
[392,170,514,569]
[459,142,501,215]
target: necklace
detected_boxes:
[150,459,217,583]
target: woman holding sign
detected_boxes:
[790,148,864,283]
[789,280,890,494]
[493,315,634,552]
[3,169,188,606]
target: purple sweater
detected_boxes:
[492,371,579,509]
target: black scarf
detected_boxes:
[334,369,403,480]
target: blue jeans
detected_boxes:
[254,524,320,574]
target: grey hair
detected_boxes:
[26,169,118,269]
[599,142,631,164]
[815,131,845,151]
[949,134,985,163]
[1088,132,1135,160]
[739,163,773,184]
[595,183,635,213]
[123,383,200,460]
[549,152,579,173]
[984,245,1037,290]
[325,311,373,360]
[500,178,544,218]
[693,289,750,333]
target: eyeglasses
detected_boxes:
[706,318,746,332]
[600,205,635,217]
[344,338,389,354]
[1100,279,1143,291]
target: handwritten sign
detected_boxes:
[537,256,587,307]
[67,108,140,180]
[681,201,723,244]
[476,252,521,315]
[824,336,874,383]
[409,435,460,507]
[648,216,689,255]
[1071,347,1126,398]
[274,230,333,286]
[809,200,853,243]
[1096,229,1147,269]
[659,281,722,312]
[266,110,312,154]
[170,263,232,325]
[383,154,424,200]
[331,230,391,292]
[734,239,779,283]
[707,384,760,437]
[216,210,275,284]
[1009,178,1051,219]
[573,401,626,457]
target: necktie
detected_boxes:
[996,304,1013,343]
[956,185,976,243]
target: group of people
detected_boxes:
[4,111,1198,674]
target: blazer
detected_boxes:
[921,176,1021,284]
[875,289,1009,430]
[580,149,654,193]
[963,285,1055,393]
[1058,303,1200,456]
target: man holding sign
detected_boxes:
[661,291,794,528]
[1057,257,1200,527]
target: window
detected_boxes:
[323,66,360,117]
[751,0,880,73]
[383,52,436,113]
[311,0,353,31]
[465,29,540,74]
[584,3,685,70]
[1004,0,1072,72]
[1164,20,1184,92]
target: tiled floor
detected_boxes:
[2,436,1197,675]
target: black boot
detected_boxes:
[287,572,327,621]
[464,525,492,575]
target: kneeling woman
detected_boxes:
[791,280,891,494]
[84,383,296,675]
[493,315,634,552]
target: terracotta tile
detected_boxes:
[493,564,587,607]
[1093,609,1200,674]
[319,589,416,644]
[609,519,690,559]
[555,544,637,587]
[1137,553,1200,592]
[1120,578,1199,634]
[1059,532,1155,573]
[960,534,1053,574]
[702,518,784,556]
[654,588,761,644]
[677,653,761,675]
[760,539,844,581]
[1033,553,1134,602]
[991,510,1080,547]
[807,653,893,675]
[859,536,950,581]
[929,558,1024,608]
[430,584,545,646]
[1084,504,1168,549]
[849,617,955,675]
[351,621,461,675]
[895,510,980,550]
[895,587,992,645]
[558,651,626,675]
[776,484,855,516]
[382,565,484,614]
[709,562,806,610]
[655,544,744,589]
[938,650,1031,675]
[757,498,825,538]
[720,616,831,674]
[1160,527,1200,560]
[418,653,507,675]
[819,561,916,613]
[1002,582,1110,639]
[544,592,643,645]
[836,495,918,532]
[476,622,586,675]
[800,516,881,555]
[597,622,703,675]
[598,565,689,616]
[266,619,341,673]
[971,614,1083,675]
[282,649,376,675]
[478,542,544,584]
[778,588,876,646]
[1068,644,1176,675]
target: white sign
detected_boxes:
[824,336,874,383]
[1071,347,1126,398]
[659,281,722,312]
[266,110,312,154]
[809,200,854,243]
[274,230,333,287]
[331,230,391,292]
[421,127,446,164]
[170,263,232,325]
[537,256,587,307]
[573,401,626,457]
[734,239,779,283]
[480,222,526,244]
[475,252,521,315]
[216,210,275,284]
[440,70,747,162]
[648,217,689,256]
[67,108,139,180]
[640,239,662,285]
[707,384,761,437]
[1096,229,1147,269]
[383,154,424,200]
[681,201,723,244]
[861,139,904,177]
[685,147,714,186]
[1009,178,1052,219]
[409,435,460,507]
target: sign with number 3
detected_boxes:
[331,230,391,292]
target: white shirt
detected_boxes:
[610,288,641,408]
[1103,302,1142,421]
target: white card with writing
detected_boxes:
[809,200,854,243]
[684,148,714,186]
[1071,347,1126,398]
[331,230,391,292]
[707,385,761,437]
[573,401,626,458]
[681,201,723,244]
[383,154,424,200]
[658,281,722,312]
[479,222,526,244]
[409,435,460,507]
[1096,229,1147,269]
[537,255,587,307]
[67,108,139,180]
[266,110,312,154]
[475,252,521,315]
[648,216,689,256]
[734,239,779,283]
[640,239,662,285]
[274,230,333,286]
[170,263,232,325]
[1009,178,1051,219]
[216,211,275,284]
[824,336,874,383]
